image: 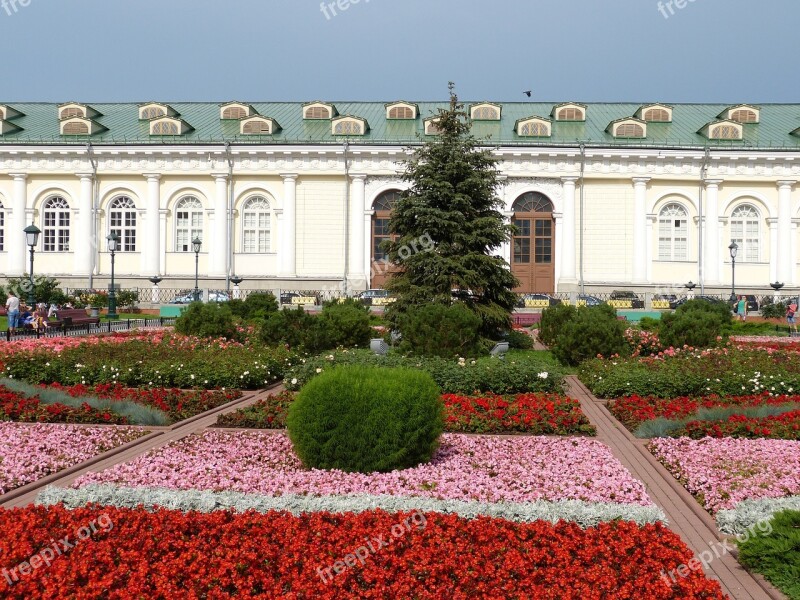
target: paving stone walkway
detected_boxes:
[566,375,784,600]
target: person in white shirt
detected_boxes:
[5,293,20,334]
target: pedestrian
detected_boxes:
[5,292,20,334]
[788,302,798,336]
[736,295,747,322]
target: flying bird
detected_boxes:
[523,91,532,97]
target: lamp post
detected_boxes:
[685,280,696,300]
[230,275,243,300]
[23,224,41,308]
[106,232,120,320]
[192,236,202,302]
[728,241,739,304]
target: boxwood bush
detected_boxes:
[175,302,239,340]
[287,365,443,473]
[658,299,731,349]
[398,303,482,358]
[551,304,626,367]
[285,349,562,394]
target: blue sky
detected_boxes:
[1,0,797,103]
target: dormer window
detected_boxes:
[0,120,22,135]
[58,103,99,120]
[60,117,106,136]
[699,120,743,140]
[220,102,254,120]
[719,105,760,124]
[303,102,337,120]
[608,118,647,139]
[636,104,673,122]
[240,115,280,135]
[332,116,368,136]
[0,105,23,121]
[149,116,192,136]
[552,103,586,122]
[138,103,177,120]
[385,102,418,119]
[470,103,501,121]
[515,117,551,137]
[424,118,443,135]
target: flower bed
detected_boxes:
[649,437,800,513]
[0,423,146,494]
[0,505,724,599]
[580,347,800,399]
[0,382,242,425]
[2,333,297,390]
[679,412,800,440]
[285,349,563,394]
[216,391,596,435]
[75,432,652,506]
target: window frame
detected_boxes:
[657,203,689,261]
[108,196,138,252]
[42,196,71,253]
[174,196,204,252]
[730,204,761,263]
[241,196,272,254]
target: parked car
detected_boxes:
[673,295,730,310]
[653,294,679,309]
[577,294,603,307]
[516,293,560,308]
[609,290,644,309]
[357,289,396,306]
[171,291,230,304]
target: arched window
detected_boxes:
[242,119,272,135]
[175,196,203,252]
[643,108,670,122]
[511,193,554,266]
[731,109,758,124]
[43,197,70,252]
[556,107,584,121]
[333,120,363,135]
[141,106,166,120]
[518,121,550,137]
[658,203,688,261]
[152,121,179,135]
[242,196,271,253]
[615,123,645,138]
[109,196,137,252]
[711,125,740,140]
[372,190,402,263]
[59,107,85,119]
[304,106,331,119]
[388,106,414,119]
[62,121,89,135]
[472,106,500,120]
[731,204,760,262]
[222,106,247,120]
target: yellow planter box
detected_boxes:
[607,300,633,309]
[291,296,317,305]
[652,300,671,309]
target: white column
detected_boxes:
[704,180,722,284]
[553,212,563,289]
[777,181,796,283]
[560,177,578,282]
[349,174,366,284]
[768,219,778,284]
[363,211,372,285]
[646,214,656,282]
[632,178,650,282]
[280,174,297,276]
[159,209,167,275]
[792,220,799,287]
[73,173,93,275]
[9,173,27,275]
[210,174,229,277]
[144,174,161,275]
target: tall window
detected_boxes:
[512,192,553,264]
[175,196,203,252]
[658,203,688,261]
[372,190,401,262]
[43,197,70,252]
[731,204,760,262]
[109,196,137,252]
[0,204,4,252]
[242,196,271,253]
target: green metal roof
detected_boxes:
[0,101,799,149]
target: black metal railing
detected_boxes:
[5,317,177,342]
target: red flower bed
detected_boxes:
[442,392,596,435]
[610,393,800,430]
[0,505,724,599]
[680,411,800,439]
[0,389,127,424]
[216,390,294,428]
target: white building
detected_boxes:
[0,100,799,296]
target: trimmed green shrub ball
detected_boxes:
[286,365,444,473]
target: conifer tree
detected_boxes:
[384,84,519,338]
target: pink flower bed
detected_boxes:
[74,432,653,506]
[0,423,147,494]
[0,331,163,358]
[650,437,800,513]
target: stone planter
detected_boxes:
[89,307,101,318]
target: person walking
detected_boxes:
[736,295,748,322]
[788,302,798,336]
[5,292,20,334]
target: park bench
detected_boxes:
[50,308,100,328]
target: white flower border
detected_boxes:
[716,495,800,534]
[36,484,666,528]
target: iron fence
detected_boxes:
[4,317,176,342]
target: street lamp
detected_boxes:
[728,241,739,304]
[23,224,41,308]
[230,275,243,300]
[106,232,120,320]
[192,236,202,302]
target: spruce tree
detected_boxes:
[384,84,519,339]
